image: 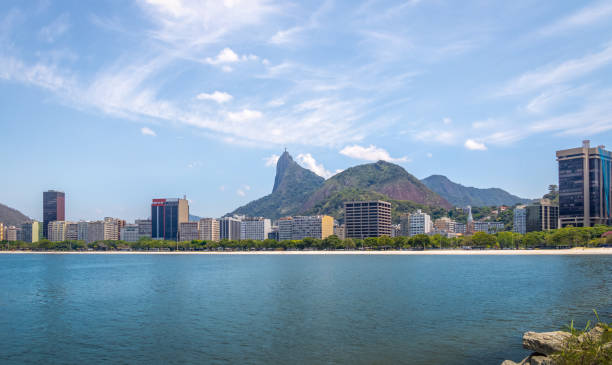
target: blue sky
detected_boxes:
[1,0,612,222]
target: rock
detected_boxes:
[523,331,572,355]
[528,355,554,365]
[500,360,518,365]
[578,324,606,343]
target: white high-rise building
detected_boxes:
[513,206,527,234]
[199,218,220,241]
[401,210,432,237]
[240,218,271,240]
[103,217,120,241]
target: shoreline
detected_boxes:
[1,248,612,255]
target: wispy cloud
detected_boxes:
[538,1,612,37]
[141,127,156,136]
[227,109,262,122]
[464,139,486,151]
[196,91,233,103]
[236,185,251,197]
[499,43,612,96]
[340,145,408,163]
[296,153,334,178]
[39,13,70,43]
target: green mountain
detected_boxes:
[230,153,451,221]
[0,203,31,227]
[303,160,452,211]
[230,151,325,218]
[421,174,532,207]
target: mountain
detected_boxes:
[303,160,452,211]
[230,151,325,219]
[421,175,532,207]
[0,203,31,227]
[230,153,451,220]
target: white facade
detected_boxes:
[404,210,432,236]
[103,217,120,240]
[240,218,271,240]
[474,221,505,234]
[199,218,220,241]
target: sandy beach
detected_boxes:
[1,248,611,255]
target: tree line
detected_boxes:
[1,225,611,251]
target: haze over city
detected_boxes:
[2,0,612,222]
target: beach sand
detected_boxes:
[1,248,611,255]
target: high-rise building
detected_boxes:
[120,224,140,242]
[6,226,18,242]
[87,221,105,243]
[198,218,220,241]
[179,222,199,241]
[433,217,456,234]
[513,206,527,234]
[526,199,559,232]
[43,190,65,239]
[277,215,334,241]
[65,222,79,240]
[136,219,152,239]
[344,201,392,239]
[557,140,611,227]
[21,221,40,243]
[240,217,272,240]
[473,221,504,234]
[334,224,345,240]
[77,221,89,241]
[103,217,120,240]
[219,217,241,240]
[401,210,433,237]
[151,198,189,240]
[48,221,67,242]
[0,222,4,241]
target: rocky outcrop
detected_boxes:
[501,324,612,365]
[522,331,572,355]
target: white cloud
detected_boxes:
[524,85,587,114]
[464,139,487,151]
[539,2,612,36]
[264,154,279,167]
[339,145,408,163]
[141,127,156,136]
[205,47,239,64]
[236,189,246,196]
[227,109,262,122]
[499,43,612,96]
[269,27,304,45]
[426,152,433,158]
[413,130,456,145]
[443,117,452,124]
[296,153,334,178]
[219,185,226,192]
[236,184,251,196]
[39,13,70,43]
[196,90,233,103]
[187,161,202,168]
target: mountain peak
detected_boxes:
[273,151,295,193]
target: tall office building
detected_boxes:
[0,222,4,241]
[6,226,18,242]
[525,199,559,232]
[151,198,189,240]
[240,217,272,240]
[513,206,527,234]
[20,221,40,243]
[219,217,241,240]
[120,224,140,242]
[278,216,333,241]
[103,217,120,240]
[557,140,611,227]
[48,221,67,242]
[199,218,220,241]
[344,200,392,239]
[43,190,65,239]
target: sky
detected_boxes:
[1,0,612,222]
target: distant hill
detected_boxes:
[0,203,31,227]
[230,151,325,219]
[421,175,532,207]
[230,152,451,221]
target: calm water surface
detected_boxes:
[1,254,611,364]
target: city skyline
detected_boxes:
[2,1,612,221]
